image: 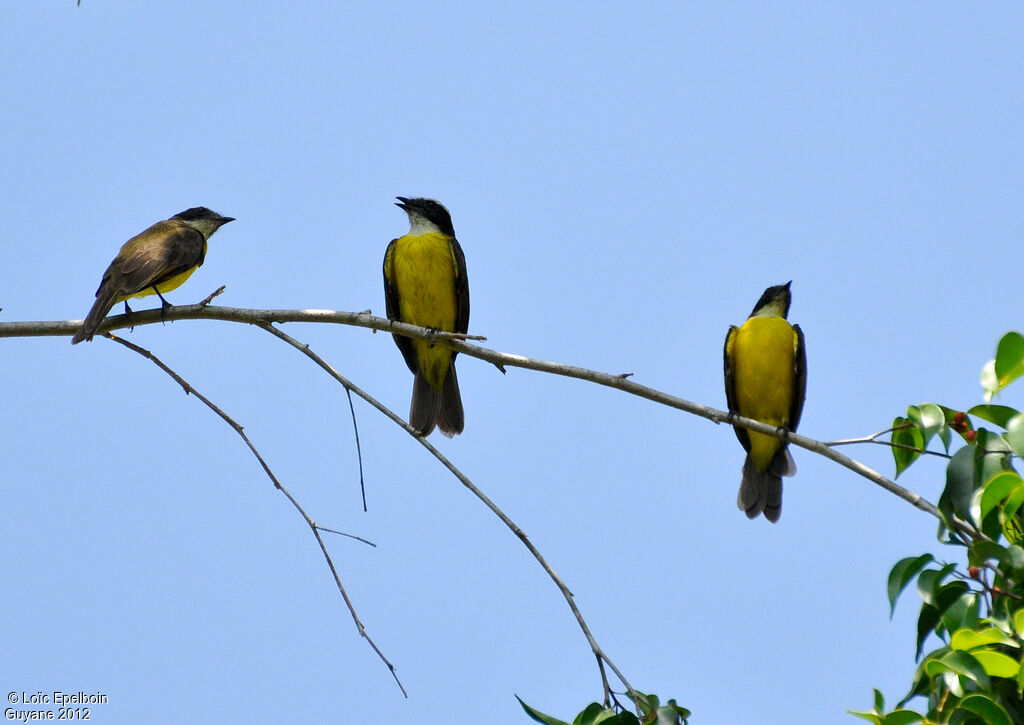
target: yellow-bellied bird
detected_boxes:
[71,207,234,344]
[723,281,806,522]
[383,197,469,437]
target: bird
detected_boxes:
[723,281,806,522]
[71,207,234,344]
[383,197,469,437]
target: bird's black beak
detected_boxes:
[221,217,236,224]
[395,197,410,210]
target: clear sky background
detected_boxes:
[2,3,1022,724]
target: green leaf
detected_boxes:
[938,427,952,453]
[942,668,964,697]
[916,566,954,607]
[636,692,659,713]
[847,691,884,723]
[1002,512,1024,546]
[577,713,637,725]
[1014,608,1024,635]
[968,405,1020,429]
[924,650,990,688]
[982,360,1000,402]
[516,696,572,725]
[979,472,1024,521]
[1007,413,1024,458]
[937,405,961,452]
[572,703,609,725]
[908,404,946,446]
[651,704,687,725]
[937,404,962,422]
[1003,481,1024,519]
[941,447,977,521]
[587,710,639,725]
[943,650,991,688]
[995,332,1024,389]
[917,604,941,658]
[951,626,1014,650]
[881,710,922,725]
[607,715,641,725]
[654,700,689,725]
[978,429,1014,484]
[972,649,1021,678]
[917,565,954,610]
[939,590,978,634]
[888,554,934,616]
[892,417,925,477]
[970,540,1008,565]
[958,692,1013,725]
[971,486,989,530]
[1006,545,1024,571]
[1003,483,1024,518]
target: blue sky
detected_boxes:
[2,3,1022,723]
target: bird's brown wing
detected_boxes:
[99,220,206,297]
[450,236,470,336]
[788,324,807,432]
[723,324,751,453]
[382,237,419,374]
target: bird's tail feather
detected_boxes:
[738,456,783,523]
[409,371,442,437]
[437,364,464,438]
[71,284,120,345]
[770,447,796,477]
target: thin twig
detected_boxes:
[826,423,909,445]
[318,525,376,547]
[832,437,954,460]
[254,321,640,706]
[345,387,368,512]
[104,332,406,697]
[827,424,953,460]
[595,654,612,707]
[199,285,227,307]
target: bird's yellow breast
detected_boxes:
[391,232,459,388]
[116,264,201,303]
[730,316,798,470]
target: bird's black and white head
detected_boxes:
[172,207,235,239]
[748,281,793,319]
[395,197,455,237]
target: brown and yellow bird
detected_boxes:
[383,197,469,437]
[71,207,234,344]
[723,281,806,522]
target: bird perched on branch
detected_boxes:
[723,281,806,522]
[383,197,470,437]
[71,207,234,344]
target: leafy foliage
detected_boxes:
[517,693,689,725]
[861,332,1024,723]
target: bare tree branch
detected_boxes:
[103,332,407,697]
[252,321,640,706]
[1,302,946,523]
